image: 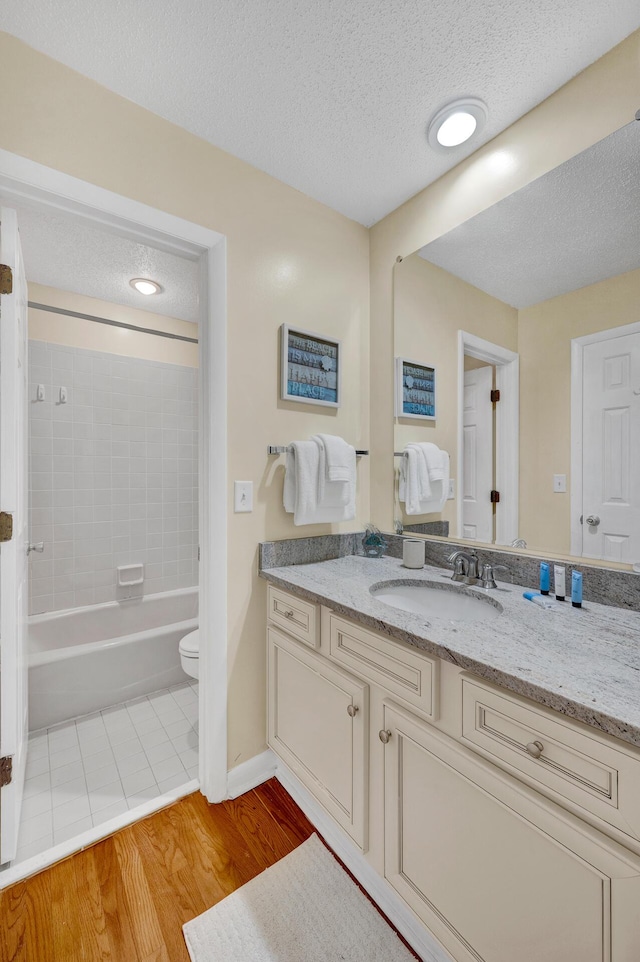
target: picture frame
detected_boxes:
[395,356,436,420]
[281,324,341,408]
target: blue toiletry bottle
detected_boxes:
[571,570,583,609]
[540,562,550,595]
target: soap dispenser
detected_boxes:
[362,524,387,558]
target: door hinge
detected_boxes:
[0,264,13,295]
[0,756,12,787]
[0,511,13,543]
[490,389,501,403]
[490,490,500,503]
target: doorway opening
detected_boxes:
[457,331,519,546]
[0,151,227,887]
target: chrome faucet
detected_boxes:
[447,549,479,584]
[447,550,511,589]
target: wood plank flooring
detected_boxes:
[0,779,315,962]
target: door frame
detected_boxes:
[457,331,519,545]
[570,320,640,558]
[0,149,228,807]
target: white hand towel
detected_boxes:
[314,435,356,507]
[284,440,356,525]
[406,443,432,501]
[400,448,423,514]
[316,434,354,482]
[400,448,450,515]
[415,441,447,483]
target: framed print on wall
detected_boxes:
[395,357,436,420]
[281,324,341,408]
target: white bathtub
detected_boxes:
[28,587,198,731]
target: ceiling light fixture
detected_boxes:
[130,277,163,296]
[427,98,488,151]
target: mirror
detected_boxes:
[393,121,640,564]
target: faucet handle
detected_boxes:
[479,562,511,589]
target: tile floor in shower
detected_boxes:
[13,680,199,865]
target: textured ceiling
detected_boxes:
[417,122,640,308]
[2,2,640,226]
[8,204,199,322]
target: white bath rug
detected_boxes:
[183,833,416,962]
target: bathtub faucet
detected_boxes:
[27,541,44,554]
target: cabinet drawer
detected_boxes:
[328,613,438,721]
[461,675,640,841]
[268,585,319,648]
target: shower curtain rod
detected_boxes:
[28,301,199,344]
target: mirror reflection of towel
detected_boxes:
[399,445,449,515]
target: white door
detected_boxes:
[0,207,29,864]
[462,365,493,542]
[581,331,640,562]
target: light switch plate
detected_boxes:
[553,474,567,493]
[234,481,253,513]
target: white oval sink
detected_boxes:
[370,581,502,622]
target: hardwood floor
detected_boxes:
[0,779,315,962]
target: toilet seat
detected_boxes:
[179,628,199,656]
[179,628,199,679]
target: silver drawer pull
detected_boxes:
[283,609,294,619]
[379,729,392,744]
[526,740,544,759]
[347,704,359,718]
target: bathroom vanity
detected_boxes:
[261,554,640,962]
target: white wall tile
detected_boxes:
[29,342,198,613]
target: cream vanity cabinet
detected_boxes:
[266,584,640,962]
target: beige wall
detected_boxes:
[0,33,370,768]
[370,29,640,534]
[28,284,199,366]
[519,266,640,555]
[394,256,516,528]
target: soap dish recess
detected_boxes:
[117,564,144,587]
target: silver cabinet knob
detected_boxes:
[283,609,294,619]
[346,705,359,718]
[585,515,600,527]
[379,729,392,744]
[526,740,544,759]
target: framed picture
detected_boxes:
[395,357,436,420]
[281,324,341,408]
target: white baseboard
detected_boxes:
[226,749,277,799]
[276,763,453,962]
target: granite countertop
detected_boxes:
[259,555,640,749]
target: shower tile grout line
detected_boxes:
[11,679,199,865]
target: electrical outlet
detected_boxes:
[553,474,567,493]
[234,480,253,513]
[448,478,455,500]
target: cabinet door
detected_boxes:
[381,702,640,962]
[268,628,368,849]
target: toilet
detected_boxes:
[179,628,199,679]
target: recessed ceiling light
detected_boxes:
[427,98,488,151]
[130,277,163,296]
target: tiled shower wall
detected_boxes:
[28,341,198,614]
